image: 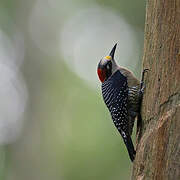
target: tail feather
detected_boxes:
[121,132,136,162]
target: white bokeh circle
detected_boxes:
[60,6,140,86]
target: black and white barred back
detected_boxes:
[101,70,136,161]
[128,85,141,135]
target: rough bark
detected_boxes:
[132,0,180,179]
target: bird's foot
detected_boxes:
[140,68,149,90]
[139,68,149,99]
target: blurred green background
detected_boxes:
[0,0,145,179]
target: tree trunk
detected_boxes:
[132,0,180,179]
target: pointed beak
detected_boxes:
[109,43,117,59]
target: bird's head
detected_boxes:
[97,43,118,83]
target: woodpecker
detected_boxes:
[97,43,147,162]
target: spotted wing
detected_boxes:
[101,70,136,161]
[101,70,129,134]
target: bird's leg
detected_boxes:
[138,68,149,108]
[137,69,149,140]
[140,69,149,95]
